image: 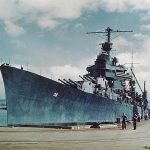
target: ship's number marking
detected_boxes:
[53,92,58,97]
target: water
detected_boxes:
[0,100,7,126]
[0,99,6,106]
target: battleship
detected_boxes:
[0,27,148,126]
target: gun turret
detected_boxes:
[79,75,89,81]
[69,79,81,88]
[63,79,77,88]
[58,79,69,86]
[85,74,96,84]
[83,75,91,81]
[68,79,77,85]
[79,75,86,81]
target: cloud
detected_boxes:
[4,20,25,37]
[47,64,85,81]
[98,0,129,12]
[13,55,95,81]
[116,34,150,67]
[74,23,84,31]
[1,0,150,36]
[100,0,150,13]
[37,17,59,29]
[0,0,21,20]
[140,24,150,30]
[0,0,97,32]
[133,33,149,40]
[113,36,134,53]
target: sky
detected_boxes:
[1,0,150,103]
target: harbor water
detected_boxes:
[0,100,7,126]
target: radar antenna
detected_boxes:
[87,27,133,54]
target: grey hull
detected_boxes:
[1,65,140,125]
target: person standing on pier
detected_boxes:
[122,113,127,129]
[133,114,138,130]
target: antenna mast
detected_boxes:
[87,27,133,55]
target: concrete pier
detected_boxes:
[0,120,150,150]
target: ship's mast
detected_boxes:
[87,27,133,55]
[106,27,112,43]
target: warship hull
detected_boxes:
[1,65,140,125]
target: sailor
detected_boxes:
[137,113,141,122]
[133,114,138,130]
[122,113,127,129]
